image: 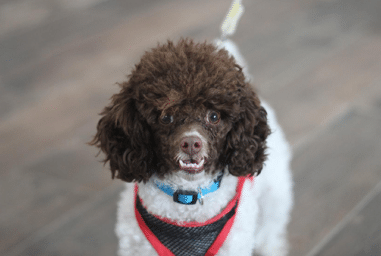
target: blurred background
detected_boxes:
[1,0,381,255]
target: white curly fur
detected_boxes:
[115,39,293,256]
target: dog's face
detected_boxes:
[145,95,234,177]
[89,38,270,182]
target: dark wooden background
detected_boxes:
[1,0,381,255]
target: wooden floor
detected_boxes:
[1,0,381,255]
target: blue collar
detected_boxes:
[153,173,224,205]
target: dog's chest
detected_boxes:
[134,176,250,256]
[136,195,237,256]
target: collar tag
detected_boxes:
[173,190,198,205]
[198,187,204,205]
[154,172,224,205]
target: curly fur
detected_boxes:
[89,38,270,182]
[89,38,293,256]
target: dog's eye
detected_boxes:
[208,111,220,124]
[161,114,173,124]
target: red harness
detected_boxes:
[134,176,253,256]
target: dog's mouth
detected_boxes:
[179,158,205,174]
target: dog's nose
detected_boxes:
[180,136,202,156]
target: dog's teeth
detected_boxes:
[194,159,204,168]
[180,159,205,170]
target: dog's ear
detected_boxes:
[88,82,156,182]
[220,85,270,177]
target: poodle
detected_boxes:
[89,1,293,255]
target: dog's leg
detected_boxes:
[115,184,156,256]
[217,179,260,255]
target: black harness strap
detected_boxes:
[136,196,237,256]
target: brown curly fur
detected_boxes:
[89,38,270,183]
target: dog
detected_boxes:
[89,1,293,255]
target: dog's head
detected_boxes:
[89,38,270,182]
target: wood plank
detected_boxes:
[0,172,91,254]
[288,108,381,256]
[19,200,119,256]
[238,0,381,92]
[265,36,381,146]
[352,78,381,117]
[0,122,117,254]
[3,181,123,256]
[0,0,173,76]
[0,0,175,119]
[312,182,381,256]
